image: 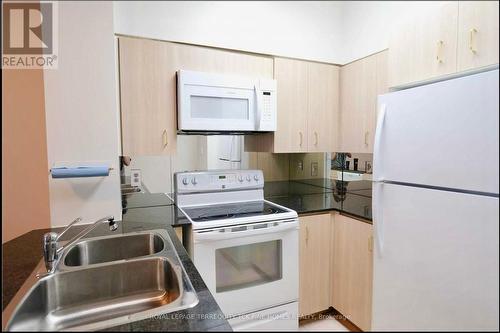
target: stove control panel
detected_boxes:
[174,169,264,193]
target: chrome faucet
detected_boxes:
[42,215,117,274]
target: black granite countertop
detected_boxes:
[264,179,372,222]
[121,192,174,209]
[2,210,231,331]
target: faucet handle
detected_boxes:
[43,232,58,272]
[55,217,83,241]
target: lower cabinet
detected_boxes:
[332,214,373,331]
[299,213,332,316]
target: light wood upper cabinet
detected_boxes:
[388,2,459,87]
[307,62,339,152]
[172,42,273,79]
[340,50,387,153]
[246,58,339,153]
[457,1,499,71]
[389,1,498,88]
[299,213,332,316]
[119,37,177,156]
[273,58,309,152]
[119,37,273,156]
[332,214,373,331]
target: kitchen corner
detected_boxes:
[3,1,498,331]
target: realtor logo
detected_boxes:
[2,1,58,69]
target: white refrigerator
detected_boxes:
[372,69,499,331]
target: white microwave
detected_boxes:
[177,70,277,133]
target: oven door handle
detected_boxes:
[193,220,298,243]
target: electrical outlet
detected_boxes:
[130,169,141,187]
[311,162,318,177]
[297,160,304,172]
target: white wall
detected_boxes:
[114,1,445,65]
[340,1,443,64]
[44,1,121,227]
[114,1,344,64]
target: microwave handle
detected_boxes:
[254,83,263,130]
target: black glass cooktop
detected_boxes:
[182,201,288,222]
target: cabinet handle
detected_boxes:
[469,28,477,53]
[368,236,373,252]
[436,40,444,63]
[314,132,318,146]
[305,225,309,246]
[299,131,303,147]
[162,130,168,148]
[364,131,369,147]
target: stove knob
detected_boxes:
[254,174,259,181]
[191,177,198,185]
[238,175,244,182]
[246,175,251,182]
[182,177,189,185]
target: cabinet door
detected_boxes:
[332,214,373,331]
[299,214,332,316]
[273,58,309,153]
[388,2,459,87]
[307,62,339,152]
[340,51,387,153]
[339,57,363,153]
[457,1,499,71]
[119,37,177,155]
[367,50,388,152]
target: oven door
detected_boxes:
[192,219,299,317]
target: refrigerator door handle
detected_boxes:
[373,181,384,258]
[373,103,387,182]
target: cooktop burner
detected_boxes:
[182,201,288,222]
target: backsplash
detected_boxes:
[123,136,329,193]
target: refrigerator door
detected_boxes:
[374,69,499,194]
[372,183,499,331]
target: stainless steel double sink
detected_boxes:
[3,229,199,331]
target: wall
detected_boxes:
[114,1,344,64]
[44,1,121,227]
[114,1,448,65]
[340,1,447,64]
[2,68,51,243]
[289,153,326,180]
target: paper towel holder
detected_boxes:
[49,163,114,179]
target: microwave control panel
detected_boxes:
[258,79,277,131]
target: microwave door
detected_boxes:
[179,85,256,132]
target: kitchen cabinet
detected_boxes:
[457,1,499,72]
[389,1,499,88]
[119,37,273,156]
[119,37,178,156]
[388,1,459,87]
[331,214,373,331]
[339,50,387,153]
[273,58,309,152]
[307,62,340,152]
[245,58,339,153]
[299,213,332,316]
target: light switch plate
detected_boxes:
[130,169,141,187]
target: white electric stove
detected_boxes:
[174,169,299,331]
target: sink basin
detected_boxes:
[3,229,199,331]
[63,233,164,266]
[6,258,180,331]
